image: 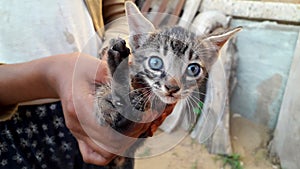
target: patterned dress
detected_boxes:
[0,102,106,169]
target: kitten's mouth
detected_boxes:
[160,96,178,104]
[153,91,179,104]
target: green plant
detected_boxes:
[191,160,198,169]
[193,102,204,116]
[218,153,243,169]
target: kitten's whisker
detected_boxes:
[189,94,204,108]
[131,90,152,109]
[151,94,158,120]
[184,97,194,126]
[123,87,152,97]
[134,90,151,108]
[187,96,199,122]
[189,95,207,121]
[147,93,157,120]
[143,92,155,119]
[141,91,153,108]
[127,86,151,94]
[132,91,151,112]
[190,96,206,103]
[143,92,152,106]
[191,90,207,96]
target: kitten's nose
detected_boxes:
[165,78,180,94]
[165,84,180,94]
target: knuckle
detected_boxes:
[63,95,74,112]
[82,154,112,166]
[65,120,74,130]
[100,158,111,166]
[81,154,90,163]
[82,155,94,165]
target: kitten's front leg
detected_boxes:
[107,38,130,76]
[95,38,130,128]
[96,38,133,169]
[95,38,135,131]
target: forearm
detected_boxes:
[0,57,58,106]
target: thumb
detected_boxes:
[95,60,110,84]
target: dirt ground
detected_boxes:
[135,115,278,169]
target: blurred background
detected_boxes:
[127,0,300,169]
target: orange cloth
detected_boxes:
[85,0,127,37]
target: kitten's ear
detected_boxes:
[125,1,155,35]
[125,1,155,48]
[202,26,242,51]
[199,27,242,69]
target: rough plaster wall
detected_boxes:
[272,33,300,169]
[230,19,299,129]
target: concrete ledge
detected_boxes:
[199,0,300,23]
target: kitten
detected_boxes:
[94,2,241,169]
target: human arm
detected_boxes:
[0,53,114,165]
[0,56,59,106]
[0,53,150,165]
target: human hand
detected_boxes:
[0,52,153,165]
[47,52,151,165]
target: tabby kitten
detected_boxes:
[95,2,241,169]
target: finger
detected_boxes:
[85,137,117,159]
[61,99,86,136]
[78,139,115,166]
[95,60,109,84]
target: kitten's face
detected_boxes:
[130,27,210,104]
[125,1,241,105]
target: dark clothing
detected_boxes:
[0,102,104,169]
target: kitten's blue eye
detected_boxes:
[148,56,163,70]
[186,63,201,77]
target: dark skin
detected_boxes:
[0,52,151,165]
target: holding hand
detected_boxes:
[0,52,151,165]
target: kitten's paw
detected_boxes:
[107,38,130,75]
[110,38,130,58]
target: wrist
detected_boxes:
[38,56,61,99]
[43,52,79,99]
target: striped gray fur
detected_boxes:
[93,2,242,169]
